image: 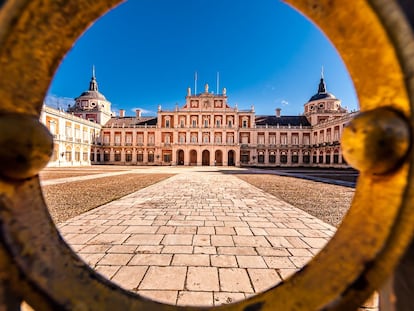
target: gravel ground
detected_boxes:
[237,174,355,227]
[40,171,102,180]
[39,167,133,181]
[42,173,174,223]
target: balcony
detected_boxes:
[125,142,132,146]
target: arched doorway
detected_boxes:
[325,150,331,164]
[177,149,184,165]
[202,150,210,166]
[215,150,223,166]
[189,150,197,166]
[228,150,235,166]
[333,149,339,164]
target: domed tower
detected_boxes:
[304,71,347,126]
[68,66,112,125]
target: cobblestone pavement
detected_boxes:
[57,167,336,307]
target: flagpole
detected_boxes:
[194,72,198,95]
[217,72,220,94]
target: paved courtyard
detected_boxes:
[56,167,336,306]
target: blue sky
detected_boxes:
[47,0,359,116]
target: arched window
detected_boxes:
[280,152,287,164]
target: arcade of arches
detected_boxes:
[176,149,232,166]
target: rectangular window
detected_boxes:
[65,126,72,139]
[137,134,144,144]
[269,154,276,163]
[137,153,143,162]
[48,121,56,135]
[114,135,121,146]
[65,151,71,161]
[75,128,81,140]
[281,135,287,145]
[126,153,132,162]
[115,153,121,161]
[148,153,154,163]
[125,134,132,145]
[82,152,88,161]
[90,152,95,162]
[192,120,197,127]
[163,154,171,162]
[303,135,310,145]
[165,119,170,128]
[334,129,340,141]
[292,135,299,145]
[103,134,110,144]
[104,153,110,162]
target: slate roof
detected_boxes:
[104,116,158,127]
[308,92,336,102]
[255,115,311,127]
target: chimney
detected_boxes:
[136,109,142,118]
[276,108,281,117]
[119,109,125,117]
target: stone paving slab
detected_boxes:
[57,167,336,307]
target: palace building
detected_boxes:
[41,71,357,167]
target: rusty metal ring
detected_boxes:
[1,0,414,310]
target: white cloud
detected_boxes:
[44,94,75,109]
[131,107,154,115]
[281,100,289,105]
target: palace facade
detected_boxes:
[41,71,357,167]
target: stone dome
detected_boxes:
[309,91,336,102]
[77,90,106,101]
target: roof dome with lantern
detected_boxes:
[308,75,337,102]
